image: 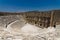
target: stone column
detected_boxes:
[50,11,54,27]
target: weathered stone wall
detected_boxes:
[0,10,60,28]
[24,11,51,28]
[54,10,60,25]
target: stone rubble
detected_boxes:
[0,23,60,40]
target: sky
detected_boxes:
[0,0,60,12]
